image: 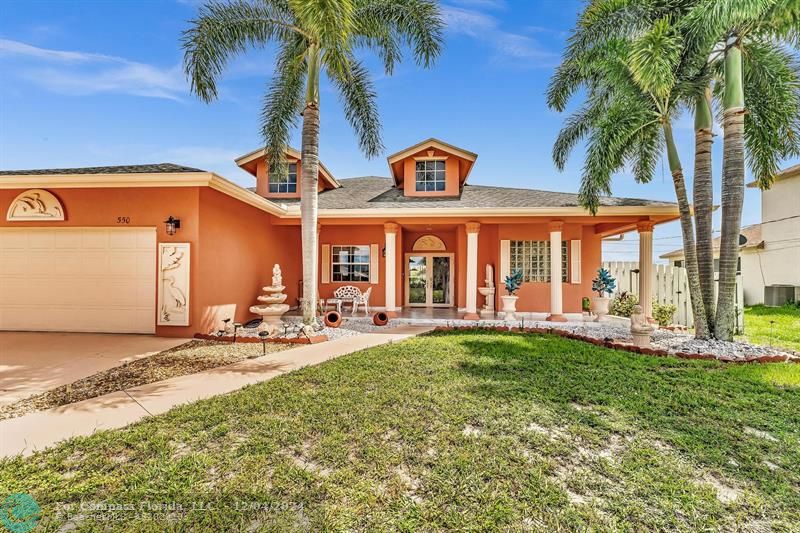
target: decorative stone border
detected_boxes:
[434,326,797,364]
[194,333,329,345]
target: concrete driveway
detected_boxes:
[0,332,189,406]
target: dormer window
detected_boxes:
[415,160,446,192]
[268,162,298,193]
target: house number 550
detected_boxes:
[117,216,130,224]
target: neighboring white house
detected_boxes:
[660,164,800,306]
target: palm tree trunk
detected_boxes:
[716,39,746,341]
[664,121,709,338]
[693,88,715,336]
[300,45,321,325]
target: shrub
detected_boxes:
[609,293,676,327]
[610,292,639,317]
[652,301,677,326]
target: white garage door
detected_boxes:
[0,227,156,333]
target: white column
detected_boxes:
[464,222,481,320]
[547,221,567,321]
[384,223,399,316]
[638,221,654,319]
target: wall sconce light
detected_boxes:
[164,216,181,236]
[382,246,386,258]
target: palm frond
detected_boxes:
[329,56,384,158]
[182,0,301,102]
[355,0,444,69]
[742,39,800,187]
[261,37,307,181]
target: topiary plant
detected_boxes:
[591,268,616,297]
[504,269,524,295]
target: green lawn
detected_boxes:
[2,331,799,530]
[742,304,800,353]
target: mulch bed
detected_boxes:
[0,340,292,421]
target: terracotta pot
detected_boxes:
[324,310,342,328]
[372,311,389,326]
[591,296,611,322]
[501,295,519,321]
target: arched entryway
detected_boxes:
[405,235,454,307]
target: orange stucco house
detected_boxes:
[0,138,678,337]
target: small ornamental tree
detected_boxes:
[504,270,524,296]
[592,268,616,298]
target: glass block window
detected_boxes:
[268,162,298,193]
[332,245,371,282]
[510,240,568,282]
[415,160,446,192]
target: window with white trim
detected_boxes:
[268,162,298,193]
[510,240,568,282]
[331,245,371,282]
[415,160,446,192]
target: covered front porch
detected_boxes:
[305,217,661,321]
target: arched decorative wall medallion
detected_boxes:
[413,234,446,251]
[6,189,65,221]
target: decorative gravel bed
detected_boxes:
[427,319,797,362]
[0,340,292,421]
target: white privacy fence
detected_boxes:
[602,261,744,333]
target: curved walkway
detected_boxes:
[0,326,432,458]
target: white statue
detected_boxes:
[630,304,655,347]
[485,264,494,288]
[272,263,283,288]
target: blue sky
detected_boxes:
[1,0,795,261]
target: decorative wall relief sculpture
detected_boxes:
[412,234,446,251]
[6,189,65,221]
[158,243,190,326]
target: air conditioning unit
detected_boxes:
[764,285,799,307]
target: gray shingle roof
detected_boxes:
[274,176,676,209]
[0,163,204,176]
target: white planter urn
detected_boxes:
[591,296,611,322]
[501,295,519,321]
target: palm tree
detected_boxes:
[684,0,800,339]
[550,0,800,339]
[548,6,712,338]
[182,0,444,324]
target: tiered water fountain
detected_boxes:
[249,263,290,325]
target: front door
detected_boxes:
[405,253,454,307]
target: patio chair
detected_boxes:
[353,287,372,316]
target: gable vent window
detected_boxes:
[415,160,446,192]
[510,240,568,282]
[269,162,298,193]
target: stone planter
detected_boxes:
[501,295,519,321]
[591,296,611,322]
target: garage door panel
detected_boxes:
[27,230,55,249]
[53,252,84,276]
[0,251,27,276]
[54,231,82,249]
[81,230,109,249]
[0,228,157,333]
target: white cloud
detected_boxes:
[0,38,185,100]
[441,5,558,66]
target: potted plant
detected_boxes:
[501,270,524,320]
[591,268,616,322]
